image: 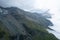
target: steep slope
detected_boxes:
[0,7,58,40]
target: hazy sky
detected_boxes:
[0,0,59,11]
[0,0,35,10]
[0,0,59,10]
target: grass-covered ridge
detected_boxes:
[0,19,58,40]
[23,18,58,40]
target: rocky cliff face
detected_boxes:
[0,7,58,40]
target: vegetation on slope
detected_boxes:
[23,18,58,40]
[0,18,58,40]
[0,21,9,40]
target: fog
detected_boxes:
[34,0,60,39]
[0,0,35,10]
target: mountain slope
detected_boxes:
[0,7,58,40]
